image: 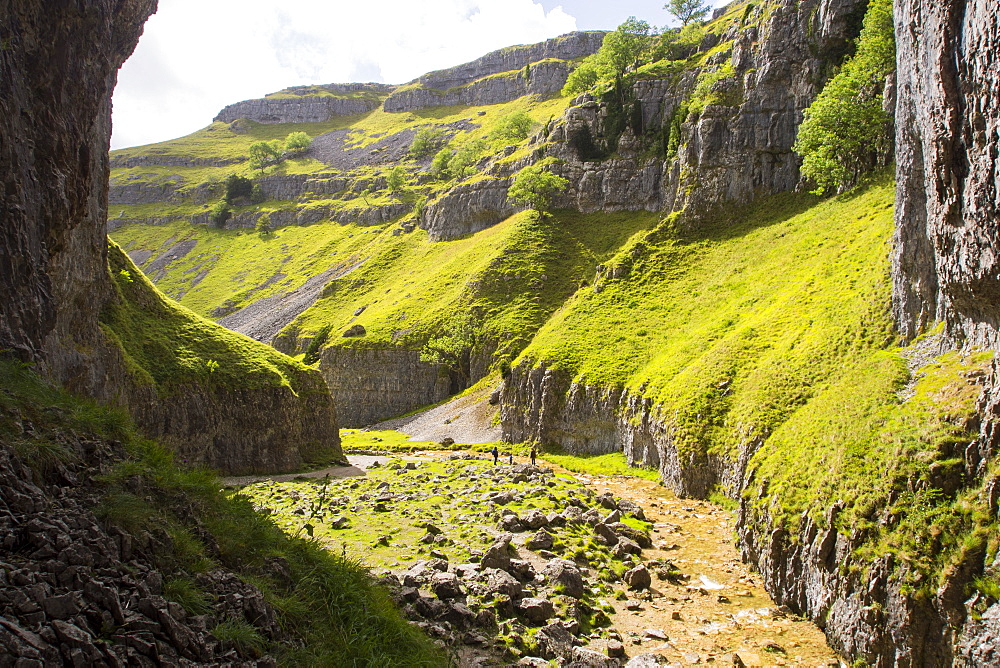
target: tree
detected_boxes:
[793,0,894,193]
[431,147,453,180]
[255,212,273,239]
[409,127,446,159]
[665,0,710,26]
[284,131,311,154]
[601,17,652,82]
[209,200,231,228]
[450,139,486,180]
[248,141,281,174]
[224,174,254,203]
[491,111,534,143]
[386,166,407,194]
[419,316,478,384]
[507,162,569,214]
[302,324,333,365]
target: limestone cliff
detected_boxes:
[421,0,868,241]
[0,1,341,474]
[214,83,394,124]
[382,32,606,113]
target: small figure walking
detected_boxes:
[508,452,514,465]
[530,446,537,466]
[491,445,499,465]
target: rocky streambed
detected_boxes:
[237,451,840,667]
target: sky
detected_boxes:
[111,0,730,150]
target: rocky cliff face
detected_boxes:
[730,0,1000,664]
[422,0,866,242]
[0,1,341,474]
[382,31,605,113]
[214,83,394,124]
[317,348,455,427]
[0,0,156,390]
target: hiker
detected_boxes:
[530,446,537,466]
[491,445,499,465]
[509,452,514,465]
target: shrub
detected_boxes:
[302,324,333,365]
[386,166,406,193]
[491,111,534,143]
[209,200,231,227]
[431,147,453,180]
[284,131,312,153]
[255,213,273,239]
[507,161,569,214]
[409,127,446,159]
[224,174,254,203]
[248,141,281,174]
[793,0,895,194]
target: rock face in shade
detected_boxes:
[318,347,455,427]
[0,1,341,474]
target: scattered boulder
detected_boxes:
[480,535,513,571]
[527,530,554,551]
[432,572,464,600]
[523,509,549,530]
[617,499,646,521]
[544,559,586,598]
[534,620,576,660]
[342,324,366,337]
[517,597,555,624]
[624,565,652,591]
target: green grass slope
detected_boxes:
[517,171,897,464]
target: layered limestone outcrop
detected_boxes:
[214,83,394,124]
[421,0,867,241]
[317,348,455,427]
[382,31,605,113]
[0,1,341,474]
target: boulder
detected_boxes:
[543,559,586,598]
[517,597,555,624]
[624,565,651,591]
[527,530,554,551]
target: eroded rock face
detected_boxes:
[892,0,1000,347]
[214,83,394,124]
[0,1,341,474]
[319,348,455,427]
[423,0,866,241]
[0,0,156,387]
[382,31,606,113]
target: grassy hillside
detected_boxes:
[0,357,444,666]
[519,172,896,460]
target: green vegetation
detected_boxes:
[507,161,569,214]
[491,111,534,143]
[0,356,444,666]
[539,447,661,481]
[665,0,711,26]
[284,130,312,153]
[101,241,321,395]
[409,127,446,159]
[249,140,282,174]
[794,0,895,193]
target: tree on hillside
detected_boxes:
[665,0,711,26]
[793,0,895,194]
[409,127,446,159]
[507,162,569,215]
[248,141,281,174]
[386,166,407,194]
[562,17,652,96]
[491,111,534,143]
[284,131,312,154]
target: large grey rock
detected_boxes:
[516,597,555,624]
[543,559,586,599]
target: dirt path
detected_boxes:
[575,472,841,667]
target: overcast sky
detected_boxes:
[111,0,730,150]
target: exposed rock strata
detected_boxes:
[382,31,605,113]
[0,1,341,473]
[214,83,393,124]
[422,0,866,241]
[318,348,456,427]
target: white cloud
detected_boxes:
[111,0,577,149]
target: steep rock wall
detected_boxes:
[422,0,865,241]
[318,348,455,427]
[0,0,156,389]
[383,61,574,113]
[214,83,393,124]
[0,1,341,474]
